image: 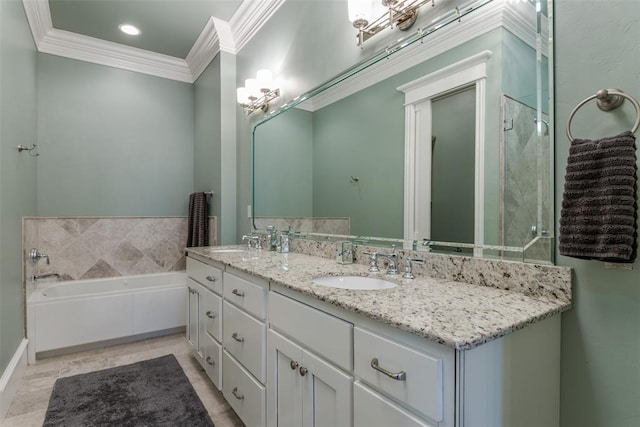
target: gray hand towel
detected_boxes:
[560,130,637,262]
[187,192,209,248]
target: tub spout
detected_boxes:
[32,273,60,281]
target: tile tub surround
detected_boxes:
[23,217,217,294]
[187,246,572,350]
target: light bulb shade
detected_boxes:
[245,78,259,97]
[257,69,273,91]
[237,87,250,104]
[348,0,372,25]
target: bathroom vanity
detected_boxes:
[185,245,571,427]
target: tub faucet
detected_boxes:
[363,245,399,275]
[32,273,60,282]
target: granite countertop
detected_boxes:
[187,245,572,350]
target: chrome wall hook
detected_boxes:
[16,144,40,156]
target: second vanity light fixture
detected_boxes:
[348,0,435,47]
[237,70,280,115]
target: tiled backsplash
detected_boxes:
[23,217,217,294]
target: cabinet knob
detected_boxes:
[370,358,406,381]
[206,311,216,319]
[231,289,245,297]
[232,387,244,400]
[299,367,308,376]
[206,356,215,366]
[231,332,244,343]
[206,275,216,282]
[290,360,299,370]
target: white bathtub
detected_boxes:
[27,272,187,363]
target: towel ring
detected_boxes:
[566,89,640,141]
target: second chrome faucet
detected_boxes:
[364,245,399,275]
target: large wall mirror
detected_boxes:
[252,0,554,264]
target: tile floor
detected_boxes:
[1,333,244,427]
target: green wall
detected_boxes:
[0,0,37,373]
[253,108,314,217]
[194,55,222,220]
[36,54,194,216]
[556,1,640,426]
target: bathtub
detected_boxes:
[27,272,187,363]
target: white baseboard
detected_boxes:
[0,339,28,419]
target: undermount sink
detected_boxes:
[312,275,398,290]
[209,248,245,253]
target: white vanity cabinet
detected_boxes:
[267,292,354,427]
[186,257,223,389]
[222,269,268,427]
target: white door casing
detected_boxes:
[398,50,492,255]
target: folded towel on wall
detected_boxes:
[187,192,209,248]
[559,130,637,262]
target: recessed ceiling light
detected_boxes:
[119,24,141,36]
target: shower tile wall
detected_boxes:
[501,95,552,262]
[23,217,217,294]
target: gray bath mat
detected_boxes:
[43,354,214,426]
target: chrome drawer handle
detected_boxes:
[290,361,299,370]
[299,367,308,376]
[206,356,215,366]
[206,275,216,282]
[232,387,244,400]
[231,289,245,297]
[231,332,244,343]
[370,358,406,381]
[205,311,216,319]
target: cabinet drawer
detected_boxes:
[354,327,443,422]
[354,381,433,427]
[187,257,222,294]
[223,301,266,383]
[269,292,353,371]
[223,272,267,319]
[202,333,222,390]
[223,350,266,427]
[201,287,222,341]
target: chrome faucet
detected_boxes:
[266,226,278,251]
[402,258,425,279]
[242,235,263,249]
[32,273,59,282]
[364,245,399,275]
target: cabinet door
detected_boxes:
[354,382,433,427]
[302,349,353,427]
[267,330,304,427]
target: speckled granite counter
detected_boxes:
[187,246,572,350]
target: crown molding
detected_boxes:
[230,0,287,53]
[297,0,546,112]
[21,0,285,83]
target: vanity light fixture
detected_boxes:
[119,24,141,36]
[237,69,280,115]
[348,0,435,47]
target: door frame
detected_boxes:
[397,50,492,254]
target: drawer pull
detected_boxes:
[205,311,216,319]
[299,367,308,376]
[231,289,245,297]
[231,332,244,343]
[206,275,216,282]
[206,356,215,366]
[370,358,406,381]
[232,387,244,400]
[290,361,299,370]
